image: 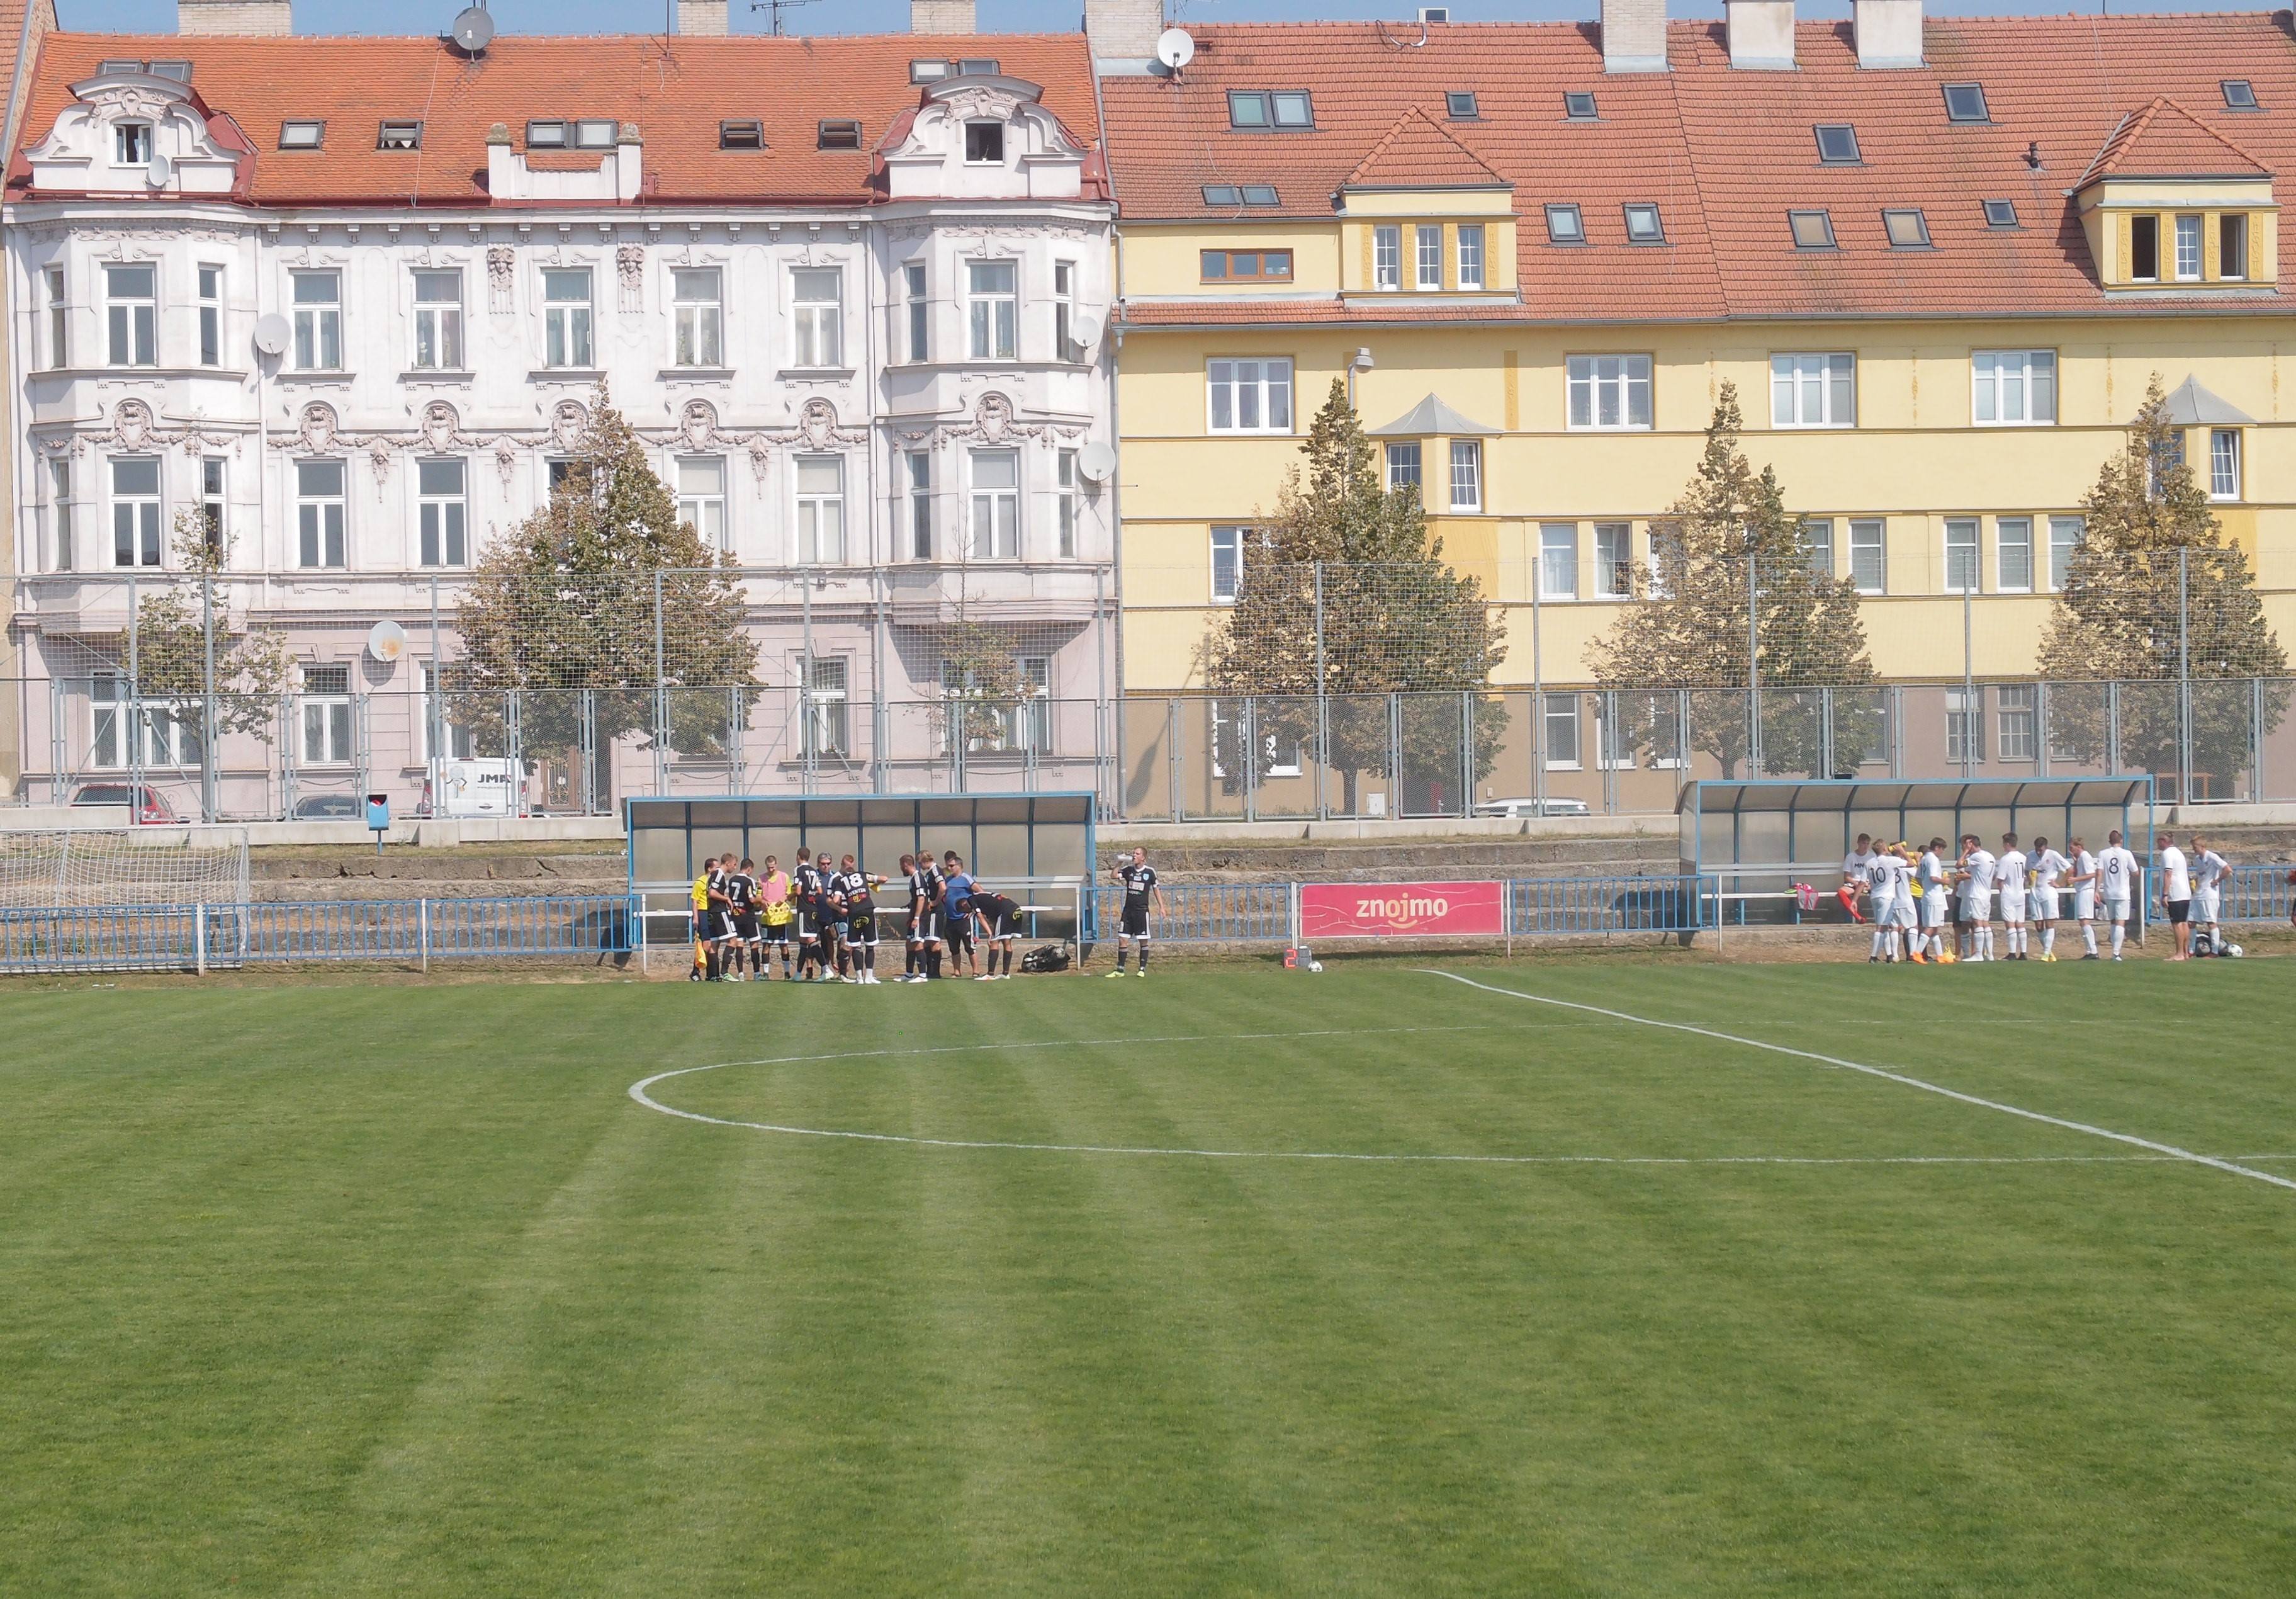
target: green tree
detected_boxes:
[1589,383,1874,777]
[127,509,295,754]
[2039,373,2288,790]
[453,386,758,794]
[1200,380,1507,811]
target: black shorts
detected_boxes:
[911,907,939,942]
[707,910,735,941]
[764,920,790,945]
[845,910,877,945]
[983,908,1015,942]
[2167,899,2192,926]
[796,910,818,941]
[945,917,972,951]
[734,911,760,942]
[1120,903,1150,939]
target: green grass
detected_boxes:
[4,958,2295,1597]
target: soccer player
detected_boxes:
[1996,832,2030,961]
[899,853,937,983]
[969,884,1023,980]
[1959,833,1998,962]
[1840,832,1875,925]
[920,850,948,978]
[1892,844,1922,961]
[2066,836,2101,959]
[725,857,760,981]
[814,850,850,980]
[702,853,738,981]
[1918,837,1952,963]
[2097,829,2140,960]
[833,854,886,985]
[758,854,794,978]
[688,860,713,981]
[2190,835,2229,957]
[791,851,826,980]
[1109,847,1166,976]
[2158,830,2193,961]
[2030,836,2070,961]
[940,852,979,980]
[1864,847,1903,963]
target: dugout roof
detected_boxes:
[1680,778,2154,879]
[626,793,1096,895]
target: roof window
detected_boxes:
[2223,79,2259,111]
[1227,91,1314,130]
[1623,203,1665,244]
[1814,124,1860,164]
[97,57,192,81]
[1545,202,1585,244]
[1788,209,1837,250]
[1241,183,1279,206]
[818,118,862,150]
[278,120,324,150]
[719,119,764,150]
[98,58,143,74]
[1882,207,1932,248]
[1203,184,1241,206]
[149,60,193,82]
[1563,91,1598,121]
[526,120,567,149]
[1942,83,1990,123]
[959,57,1000,75]
[1445,91,1480,120]
[1982,199,2020,229]
[575,119,617,149]
[910,59,951,82]
[378,120,422,151]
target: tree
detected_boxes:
[2039,374,2288,789]
[126,509,294,757]
[1588,383,1874,777]
[453,386,758,794]
[1200,380,1507,811]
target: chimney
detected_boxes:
[1853,0,1922,67]
[675,0,729,35]
[1601,0,1667,74]
[1725,0,1795,69]
[1086,0,1166,69]
[911,0,976,31]
[178,0,292,32]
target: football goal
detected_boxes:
[0,828,252,973]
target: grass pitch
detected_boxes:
[5,959,2295,1596]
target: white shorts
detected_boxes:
[1963,890,1991,920]
[2035,890,2061,922]
[2074,888,2096,921]
[2104,895,2132,922]
[1893,896,1918,929]
[1869,894,1898,928]
[2193,887,2220,924]
[1921,892,1947,928]
[2001,894,2028,925]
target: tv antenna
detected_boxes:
[748,0,823,35]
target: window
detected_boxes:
[1057,449,1080,559]
[422,665,473,763]
[2221,214,2249,280]
[791,269,841,368]
[910,58,951,82]
[2210,429,2242,500]
[906,450,933,560]
[2130,215,2159,281]
[1594,523,1631,598]
[1972,349,2056,425]
[1815,124,1860,164]
[964,121,1004,164]
[1882,208,1931,248]
[106,264,156,367]
[200,456,225,558]
[1801,518,1835,579]
[1456,225,1485,290]
[1228,91,1269,128]
[1567,354,1652,431]
[1201,249,1294,283]
[1449,440,1482,512]
[547,457,582,498]
[1942,83,1989,122]
[574,120,616,149]
[672,268,723,368]
[527,120,567,149]
[1998,685,2037,764]
[1945,687,1983,766]
[542,268,592,368]
[1543,693,1581,769]
[115,122,152,165]
[1539,523,1578,599]
[1849,519,1886,594]
[2175,214,2203,281]
[804,657,848,759]
[1273,91,1313,126]
[1054,261,1084,362]
[45,266,67,369]
[1446,91,1480,119]
[1983,199,2019,229]
[378,120,422,150]
[411,270,463,370]
[93,677,196,771]
[2048,516,2083,590]
[1563,91,1598,120]
[1415,225,1444,290]
[1227,91,1312,129]
[967,260,1017,360]
[903,261,931,363]
[1944,517,1979,593]
[278,120,323,149]
[418,458,467,567]
[969,448,1019,559]
[1788,209,1836,251]
[1202,184,1240,206]
[291,269,341,370]
[2223,79,2259,110]
[301,665,353,766]
[1545,203,1585,244]
[50,458,74,570]
[196,264,222,367]
[1385,441,1422,494]
[675,457,726,552]
[719,120,764,150]
[959,57,1000,74]
[817,119,862,149]
[1207,358,1293,433]
[1210,526,1245,603]
[111,456,161,568]
[1623,204,1664,244]
[1996,516,2033,591]
[1771,353,1855,428]
[297,460,347,568]
[795,456,845,564]
[1375,225,1401,290]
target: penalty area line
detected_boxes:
[1422,969,2296,1195]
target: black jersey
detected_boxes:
[906,866,931,907]
[726,872,755,910]
[972,890,1019,923]
[923,862,946,903]
[792,862,823,907]
[1118,862,1158,910]
[705,865,731,907]
[835,869,877,911]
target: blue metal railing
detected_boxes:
[2221,864,2293,925]
[1511,875,1710,937]
[1087,882,1293,944]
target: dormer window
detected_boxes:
[1942,83,1990,123]
[114,123,152,166]
[719,120,763,150]
[1814,124,1860,164]
[910,59,951,82]
[818,118,862,150]
[279,120,324,150]
[1563,91,1598,121]
[378,120,422,151]
[1445,91,1479,120]
[527,120,567,149]
[964,121,1004,164]
[2223,79,2259,111]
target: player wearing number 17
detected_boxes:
[1108,847,1168,977]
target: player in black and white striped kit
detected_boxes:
[899,852,940,984]
[1108,847,1167,977]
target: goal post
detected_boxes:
[0,827,252,973]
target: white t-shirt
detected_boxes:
[2098,845,2138,903]
[2160,845,2191,900]
[1919,850,1945,891]
[1843,849,1874,886]
[2035,849,2069,891]
[2194,849,2228,893]
[1965,849,1998,898]
[1997,850,2029,900]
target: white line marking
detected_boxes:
[1422,969,2296,1194]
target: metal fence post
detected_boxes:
[1167,696,1181,822]
[1459,688,1473,818]
[1314,563,1329,822]
[1242,696,1258,823]
[1820,685,1835,781]
[1531,564,1545,813]
[1388,691,1402,817]
[1961,584,1976,779]
[429,575,444,799]
[420,897,430,974]
[201,571,217,823]
[1746,551,1761,778]
[2107,679,2121,774]
[2178,547,2192,806]
[2254,676,2268,802]
[195,904,206,976]
[127,572,142,813]
[653,570,668,797]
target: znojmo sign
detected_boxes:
[1296,881,1506,939]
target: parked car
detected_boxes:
[1474,796,1592,820]
[290,794,363,820]
[70,783,178,825]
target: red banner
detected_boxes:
[1298,880,1505,940]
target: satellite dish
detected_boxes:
[366,620,408,664]
[252,314,291,358]
[1068,309,1105,351]
[1156,28,1196,70]
[145,150,171,189]
[449,4,495,54]
[1078,441,1116,484]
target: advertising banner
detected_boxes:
[1297,880,1505,940]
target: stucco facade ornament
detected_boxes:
[971,392,1013,443]
[487,246,515,312]
[113,397,156,452]
[296,402,339,455]
[797,397,838,449]
[940,86,1020,124]
[678,398,720,451]
[616,244,645,312]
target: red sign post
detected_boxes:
[1296,880,1507,941]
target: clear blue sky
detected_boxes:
[74,0,2288,37]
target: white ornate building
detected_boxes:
[4,21,1115,816]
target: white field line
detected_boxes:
[1422,969,2296,1194]
[626,1024,2296,1170]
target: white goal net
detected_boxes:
[0,828,250,911]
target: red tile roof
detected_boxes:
[2080,95,2271,183]
[1344,105,1507,189]
[11,30,1104,208]
[1102,13,2296,324]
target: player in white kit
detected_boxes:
[1864,849,1903,961]
[1996,833,2030,959]
[1917,837,1952,963]
[2190,835,2229,956]
[1891,844,1922,961]
[2158,831,2193,961]
[2029,837,2070,961]
[1959,833,1999,962]
[2096,830,2140,960]
[2066,837,2101,958]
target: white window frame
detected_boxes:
[50,456,75,571]
[1374,225,1400,291]
[542,267,594,369]
[106,263,157,368]
[296,458,348,569]
[1944,517,1980,594]
[2047,516,2083,590]
[1385,441,1422,495]
[1456,224,1485,290]
[2174,213,2203,282]
[418,457,468,567]
[423,663,474,763]
[904,261,929,364]
[2210,429,2242,501]
[1449,439,1482,512]
[791,268,843,369]
[412,269,463,371]
[1997,684,2038,764]
[794,454,846,565]
[45,265,68,370]
[110,455,162,569]
[964,120,1004,165]
[967,259,1018,361]
[1207,358,1294,434]
[1539,523,1578,600]
[115,121,152,166]
[197,264,223,368]
[675,455,727,553]
[1972,349,2056,426]
[1945,686,1984,766]
[291,269,341,371]
[804,655,850,759]
[1770,352,1855,429]
[906,449,933,560]
[2130,214,2161,283]
[1415,224,1443,290]
[1057,448,1080,559]
[1849,518,1886,596]
[300,665,354,767]
[200,456,226,558]
[1210,525,1245,603]
[2220,214,2249,281]
[1594,522,1631,598]
[1054,259,1084,363]
[672,268,724,368]
[1801,517,1835,580]
[1995,516,2033,592]
[93,675,197,771]
[1543,692,1582,770]
[1566,354,1653,431]
[968,446,1020,560]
